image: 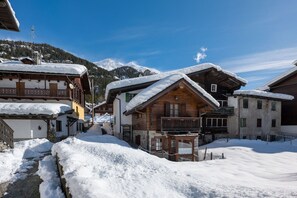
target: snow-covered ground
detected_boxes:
[0,139,53,183]
[52,134,297,198]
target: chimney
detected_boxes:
[33,51,41,65]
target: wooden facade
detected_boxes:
[93,102,113,115]
[268,70,297,125]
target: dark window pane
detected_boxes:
[243,99,248,108]
[257,119,262,127]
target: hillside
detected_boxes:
[0,40,115,101]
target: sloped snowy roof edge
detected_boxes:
[105,62,247,101]
[0,103,72,116]
[233,90,294,100]
[125,73,220,114]
[259,67,297,90]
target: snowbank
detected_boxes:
[38,156,64,198]
[52,135,297,198]
[0,139,53,183]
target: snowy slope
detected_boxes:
[94,58,160,74]
[52,135,297,198]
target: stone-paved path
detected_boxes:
[0,152,51,198]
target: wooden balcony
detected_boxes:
[0,87,69,99]
[161,117,200,133]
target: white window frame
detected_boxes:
[211,84,217,93]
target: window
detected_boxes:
[257,119,262,127]
[207,118,212,126]
[240,118,246,127]
[156,138,162,151]
[211,84,217,92]
[271,101,276,111]
[243,99,248,109]
[257,100,262,109]
[206,118,227,127]
[223,119,227,127]
[56,120,62,132]
[218,100,228,107]
[169,103,179,117]
[272,119,276,128]
[126,93,137,102]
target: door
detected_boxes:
[49,83,58,97]
[16,82,25,96]
[135,135,141,146]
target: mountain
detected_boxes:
[94,58,160,74]
[0,40,115,102]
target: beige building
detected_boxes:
[228,90,293,140]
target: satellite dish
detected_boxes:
[69,83,74,90]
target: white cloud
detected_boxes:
[219,47,297,73]
[194,47,207,63]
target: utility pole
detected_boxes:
[91,77,94,125]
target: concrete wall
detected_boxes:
[280,125,297,136]
[228,96,281,139]
[4,119,47,139]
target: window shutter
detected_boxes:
[164,102,170,116]
[180,103,186,117]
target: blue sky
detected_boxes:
[2,0,297,89]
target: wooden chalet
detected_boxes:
[0,0,19,32]
[93,101,113,115]
[263,63,297,135]
[0,61,91,141]
[124,73,219,161]
[106,63,246,147]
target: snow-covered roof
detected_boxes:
[0,103,72,116]
[233,90,294,100]
[0,61,88,76]
[260,67,297,90]
[126,73,220,113]
[93,101,107,109]
[105,63,247,100]
[0,0,19,32]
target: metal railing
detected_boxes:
[0,118,14,149]
[161,117,200,132]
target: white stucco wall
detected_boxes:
[280,125,297,135]
[4,119,47,139]
[1,79,67,89]
[113,90,142,137]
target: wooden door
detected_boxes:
[16,82,25,96]
[49,83,57,97]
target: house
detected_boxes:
[0,60,91,141]
[0,0,19,32]
[105,63,247,159]
[261,62,297,136]
[123,73,219,161]
[228,90,294,140]
[93,101,113,116]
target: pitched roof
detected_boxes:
[0,0,19,32]
[0,61,88,76]
[259,66,297,90]
[125,73,220,115]
[233,90,294,101]
[0,102,72,116]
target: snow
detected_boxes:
[234,90,294,100]
[52,135,297,198]
[0,103,72,116]
[92,113,113,124]
[0,61,87,76]
[259,66,297,90]
[94,58,160,74]
[105,62,247,100]
[0,139,53,183]
[126,73,220,112]
[6,0,20,28]
[38,156,64,198]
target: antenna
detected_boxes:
[30,25,35,59]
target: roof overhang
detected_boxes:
[0,0,19,32]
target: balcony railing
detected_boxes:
[161,117,200,133]
[0,87,69,98]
